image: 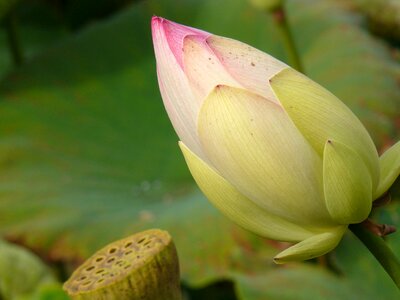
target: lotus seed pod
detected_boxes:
[63,229,181,300]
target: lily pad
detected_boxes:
[0,0,399,298]
[0,239,61,300]
[234,265,367,300]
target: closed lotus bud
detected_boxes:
[151,17,400,263]
[63,229,181,300]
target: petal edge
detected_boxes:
[274,226,346,263]
[179,141,314,242]
[323,140,372,224]
[374,141,400,199]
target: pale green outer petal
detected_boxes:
[179,141,315,242]
[197,85,335,227]
[323,140,372,224]
[375,140,400,199]
[274,226,347,263]
[207,36,286,103]
[183,36,241,102]
[270,68,380,191]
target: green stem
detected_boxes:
[5,9,23,66]
[350,223,400,289]
[271,6,303,72]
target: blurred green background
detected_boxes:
[0,0,399,299]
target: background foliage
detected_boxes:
[0,0,399,299]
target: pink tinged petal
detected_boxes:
[182,36,242,101]
[198,86,335,228]
[152,16,210,69]
[207,36,287,103]
[151,16,207,159]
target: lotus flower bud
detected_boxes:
[151,17,400,263]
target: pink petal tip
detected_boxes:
[151,16,210,68]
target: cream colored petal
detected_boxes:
[270,68,380,190]
[323,140,372,224]
[182,36,241,101]
[274,226,347,263]
[207,35,287,103]
[197,85,334,227]
[375,141,400,199]
[152,17,206,159]
[179,141,314,242]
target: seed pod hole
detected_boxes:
[82,280,92,286]
[109,248,117,254]
[116,260,125,266]
[95,269,105,274]
[124,242,133,248]
[124,250,133,255]
[137,237,147,244]
[95,257,104,263]
[85,266,95,272]
[107,257,116,264]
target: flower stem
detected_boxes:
[350,223,400,289]
[271,6,303,73]
[5,9,23,67]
